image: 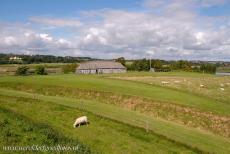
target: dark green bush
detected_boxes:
[200,63,216,74]
[15,66,29,75]
[35,65,47,75]
[128,59,150,71]
[170,60,192,71]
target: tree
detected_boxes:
[170,60,192,71]
[129,59,150,71]
[62,63,79,74]
[15,66,29,75]
[151,59,162,69]
[200,63,216,74]
[35,65,47,75]
[115,57,126,66]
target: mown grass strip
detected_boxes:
[0,88,230,154]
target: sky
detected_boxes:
[0,0,230,61]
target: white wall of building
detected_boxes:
[76,68,126,74]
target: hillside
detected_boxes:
[0,72,230,153]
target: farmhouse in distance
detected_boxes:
[76,60,126,74]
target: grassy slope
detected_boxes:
[102,71,214,78]
[0,93,195,154]
[111,75,230,104]
[0,107,91,154]
[0,89,230,154]
[0,74,230,115]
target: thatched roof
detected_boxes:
[77,61,126,70]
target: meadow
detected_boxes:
[0,63,69,75]
[0,71,230,153]
[111,72,230,104]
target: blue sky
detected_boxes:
[0,0,141,21]
[1,0,230,20]
[200,4,230,16]
[0,0,230,60]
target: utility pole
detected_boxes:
[149,54,151,72]
[146,50,154,72]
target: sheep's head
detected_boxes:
[73,123,77,128]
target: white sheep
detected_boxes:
[174,80,181,83]
[161,81,170,85]
[220,88,225,91]
[73,116,89,128]
[200,84,205,88]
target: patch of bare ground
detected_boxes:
[1,82,230,138]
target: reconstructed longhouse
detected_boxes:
[76,61,126,74]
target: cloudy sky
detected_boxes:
[0,0,230,60]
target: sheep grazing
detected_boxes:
[73,116,89,128]
[200,84,205,88]
[161,81,170,85]
[174,80,180,83]
[220,88,225,91]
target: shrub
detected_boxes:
[62,63,78,74]
[200,63,216,74]
[35,65,47,75]
[128,59,150,71]
[15,66,29,75]
[151,59,162,69]
[170,60,192,71]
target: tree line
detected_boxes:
[0,53,91,64]
[116,57,217,74]
[1,53,218,74]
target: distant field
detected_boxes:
[0,63,72,75]
[217,66,230,73]
[0,71,230,153]
[111,73,230,104]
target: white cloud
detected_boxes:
[0,26,76,55]
[29,17,82,27]
[146,50,155,55]
[0,1,230,61]
[3,36,17,46]
[143,0,227,9]
[39,33,53,42]
[57,38,70,45]
[73,8,230,60]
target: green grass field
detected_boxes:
[111,73,230,104]
[0,63,72,75]
[0,71,230,153]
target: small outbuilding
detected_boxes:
[76,60,126,74]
